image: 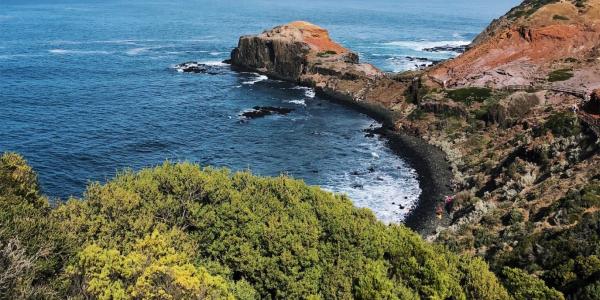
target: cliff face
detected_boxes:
[429,0,600,90]
[229,21,410,121]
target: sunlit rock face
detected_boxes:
[229,21,410,118]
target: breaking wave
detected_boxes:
[381,40,471,51]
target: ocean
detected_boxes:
[0,0,519,223]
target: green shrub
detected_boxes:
[408,108,425,120]
[501,267,565,300]
[0,153,72,299]
[553,15,570,20]
[1,155,513,299]
[547,69,574,82]
[447,87,492,105]
[544,111,581,137]
[316,50,337,57]
[490,182,600,298]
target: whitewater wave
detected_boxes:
[49,39,139,45]
[209,51,226,56]
[381,40,470,51]
[292,86,316,98]
[286,99,306,106]
[242,73,268,85]
[0,54,43,60]
[201,60,229,66]
[387,56,435,72]
[49,49,111,55]
[125,47,150,55]
[323,166,421,223]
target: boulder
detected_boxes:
[174,62,227,75]
[485,92,541,127]
[240,106,294,120]
[583,89,600,114]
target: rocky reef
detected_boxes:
[228,21,410,125]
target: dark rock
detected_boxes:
[175,62,227,75]
[240,106,294,120]
[423,44,469,53]
[351,183,364,189]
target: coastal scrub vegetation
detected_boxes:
[316,50,337,58]
[0,152,519,299]
[541,111,581,137]
[446,87,492,105]
[407,81,597,299]
[547,68,574,82]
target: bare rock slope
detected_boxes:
[429,0,600,91]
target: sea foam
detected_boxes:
[381,40,470,51]
[242,74,268,85]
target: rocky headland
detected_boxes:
[227,21,412,126]
[429,0,600,90]
[228,21,451,234]
[228,1,600,297]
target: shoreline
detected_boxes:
[312,88,453,235]
[383,130,452,235]
[226,66,453,236]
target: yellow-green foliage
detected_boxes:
[1,154,513,299]
[67,229,233,300]
[501,267,565,300]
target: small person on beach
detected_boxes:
[444,195,455,212]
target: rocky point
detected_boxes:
[227,21,411,124]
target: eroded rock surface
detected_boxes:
[428,0,600,91]
[228,21,410,121]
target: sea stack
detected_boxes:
[228,21,411,123]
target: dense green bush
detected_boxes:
[553,14,570,20]
[0,153,512,299]
[547,69,574,82]
[492,182,600,299]
[447,87,492,105]
[316,50,337,57]
[0,153,72,299]
[500,267,564,300]
[543,111,581,137]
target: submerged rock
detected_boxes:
[240,106,294,120]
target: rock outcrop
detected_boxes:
[428,0,600,91]
[228,21,410,123]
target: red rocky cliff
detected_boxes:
[229,21,410,121]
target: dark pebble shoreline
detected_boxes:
[224,65,454,236]
[383,130,452,236]
[309,88,453,236]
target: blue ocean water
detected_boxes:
[0,0,519,223]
